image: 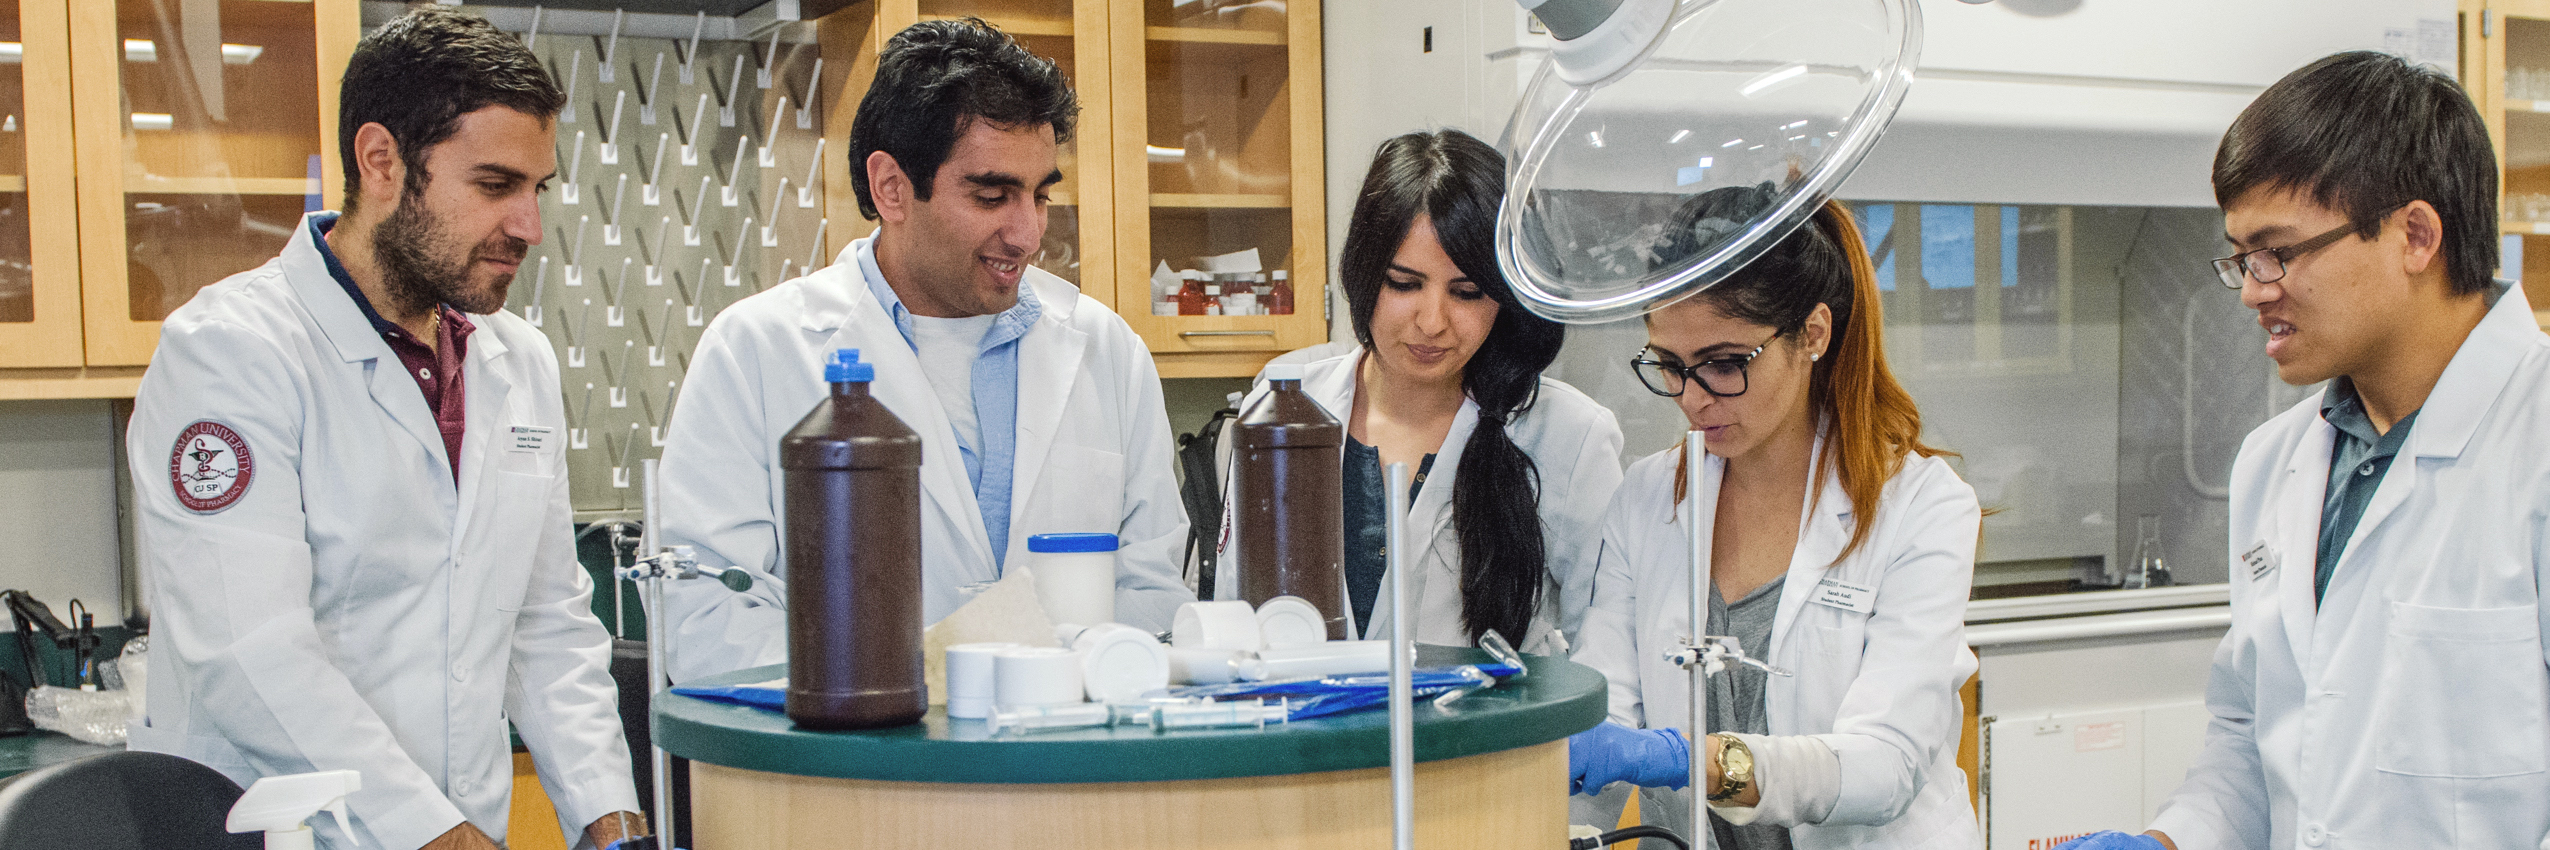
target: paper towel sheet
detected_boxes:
[920,565,1059,704]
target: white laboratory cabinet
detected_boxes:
[1979,702,2211,850]
[1965,589,2232,849]
[1849,0,2459,207]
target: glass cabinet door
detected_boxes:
[1113,0,1324,374]
[0,0,82,368]
[2488,2,2550,325]
[73,0,338,366]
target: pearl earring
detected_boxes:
[1810,353,1821,362]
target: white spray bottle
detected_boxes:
[226,770,364,850]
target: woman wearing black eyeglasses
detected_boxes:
[1567,195,1982,850]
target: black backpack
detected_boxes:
[1175,405,1238,600]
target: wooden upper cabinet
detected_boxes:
[1109,0,1324,378]
[816,0,1323,379]
[813,0,1115,316]
[921,0,1115,301]
[2474,0,2550,326]
[68,0,356,367]
[0,0,87,369]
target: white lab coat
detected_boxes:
[1572,441,1982,849]
[125,215,637,850]
[1211,348,1624,653]
[2148,286,2550,850]
[657,238,1192,683]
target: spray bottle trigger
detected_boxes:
[326,800,358,846]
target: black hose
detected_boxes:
[1567,825,1692,850]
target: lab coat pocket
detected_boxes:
[1808,622,1865,660]
[478,470,555,596]
[2374,601,2548,778]
[1035,445,1124,536]
[1793,623,1863,717]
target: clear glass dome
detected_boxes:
[1497,0,1922,323]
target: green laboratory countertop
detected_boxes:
[657,646,1608,784]
[0,731,122,779]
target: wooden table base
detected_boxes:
[691,739,1567,849]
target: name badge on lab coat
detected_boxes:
[2240,542,2278,581]
[1812,577,1876,614]
[509,425,554,453]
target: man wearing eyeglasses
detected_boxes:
[2056,52,2550,850]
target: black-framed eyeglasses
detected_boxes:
[2210,204,2403,289]
[1631,336,1775,398]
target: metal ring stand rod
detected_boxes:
[637,459,679,845]
[1386,462,1415,850]
[620,459,753,847]
[1684,432,1708,846]
[1660,433,1797,847]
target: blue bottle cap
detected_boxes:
[1027,533,1120,553]
[825,348,875,383]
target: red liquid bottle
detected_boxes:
[1264,270,1293,315]
[782,349,927,729]
[1176,275,1210,316]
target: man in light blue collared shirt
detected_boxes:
[855,239,1035,572]
[654,18,1195,684]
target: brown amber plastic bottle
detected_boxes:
[781,349,926,729]
[1229,363,1349,640]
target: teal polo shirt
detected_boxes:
[2315,377,2417,606]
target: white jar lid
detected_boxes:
[1256,596,1328,649]
[1073,624,1169,703]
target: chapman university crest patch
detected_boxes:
[170,420,254,514]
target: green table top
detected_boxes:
[0,731,122,779]
[656,646,1608,784]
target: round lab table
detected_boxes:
[656,646,1608,849]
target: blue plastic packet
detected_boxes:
[669,678,787,712]
[1165,661,1522,721]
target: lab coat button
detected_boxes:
[450,663,466,681]
[2304,823,2326,845]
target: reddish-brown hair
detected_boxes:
[1665,200,1947,562]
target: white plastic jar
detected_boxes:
[1027,532,1118,627]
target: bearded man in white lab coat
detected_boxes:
[2057,51,2550,850]
[124,9,645,850]
[654,18,1191,684]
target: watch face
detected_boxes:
[1724,739,1755,779]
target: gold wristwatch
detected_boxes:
[1707,733,1754,802]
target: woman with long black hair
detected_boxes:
[1214,129,1624,653]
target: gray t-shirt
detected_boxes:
[1706,578,1793,850]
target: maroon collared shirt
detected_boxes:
[380,308,475,483]
[312,213,477,483]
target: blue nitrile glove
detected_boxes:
[2050,831,2164,850]
[1567,721,1691,795]
[603,837,663,850]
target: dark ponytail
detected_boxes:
[1340,130,1566,645]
